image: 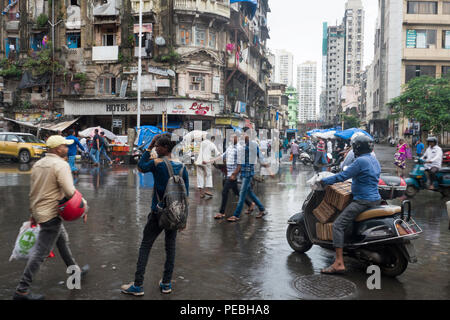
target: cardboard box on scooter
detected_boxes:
[324,182,353,211]
[313,199,337,223]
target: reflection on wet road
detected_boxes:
[0,145,449,300]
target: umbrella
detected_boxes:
[182,130,208,142]
[334,128,372,141]
[136,125,163,149]
[79,127,117,140]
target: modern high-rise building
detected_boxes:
[343,0,365,86]
[366,0,450,140]
[275,49,294,87]
[297,61,317,123]
[319,22,328,123]
[324,23,346,125]
[285,86,299,129]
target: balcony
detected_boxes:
[92,46,119,62]
[94,0,119,16]
[174,0,230,20]
[229,10,250,41]
[66,5,81,30]
[131,0,154,15]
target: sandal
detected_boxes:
[320,265,346,275]
[227,216,240,222]
[214,213,225,219]
[204,192,213,197]
[255,211,267,219]
[245,203,256,215]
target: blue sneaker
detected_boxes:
[121,282,144,296]
[159,280,172,294]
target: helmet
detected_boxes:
[58,190,85,221]
[426,136,438,144]
[352,134,374,157]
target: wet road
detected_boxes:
[0,145,449,300]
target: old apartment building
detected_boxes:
[0,0,272,135]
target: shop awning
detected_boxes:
[2,117,80,132]
[157,122,182,129]
[38,118,80,132]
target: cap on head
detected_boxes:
[46,135,74,149]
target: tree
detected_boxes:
[387,75,450,134]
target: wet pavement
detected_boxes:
[0,144,449,300]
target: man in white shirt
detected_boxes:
[422,137,443,190]
[195,136,220,198]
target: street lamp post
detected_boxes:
[137,0,143,131]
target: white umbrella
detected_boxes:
[78,127,117,140]
[182,130,208,142]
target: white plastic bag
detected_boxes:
[9,221,40,262]
[307,171,334,189]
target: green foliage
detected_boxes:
[36,13,49,28]
[341,114,360,129]
[0,59,22,79]
[22,100,31,110]
[73,73,87,84]
[118,51,132,65]
[128,35,136,47]
[155,47,180,65]
[23,47,64,77]
[387,75,450,134]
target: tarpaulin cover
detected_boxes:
[230,0,258,18]
[136,126,163,149]
[334,128,373,140]
[18,71,50,89]
[157,122,182,129]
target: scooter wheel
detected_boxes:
[379,246,408,277]
[286,224,312,253]
[405,185,418,198]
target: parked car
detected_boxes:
[0,132,47,163]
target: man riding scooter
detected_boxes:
[422,137,443,190]
[319,135,381,274]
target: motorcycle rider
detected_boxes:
[422,137,443,190]
[319,135,381,274]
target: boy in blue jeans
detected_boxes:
[121,134,189,295]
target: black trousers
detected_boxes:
[219,178,253,214]
[134,212,177,286]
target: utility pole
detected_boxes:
[137,0,143,131]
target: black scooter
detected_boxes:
[286,185,422,277]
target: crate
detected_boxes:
[313,199,338,223]
[324,181,353,211]
[316,223,334,241]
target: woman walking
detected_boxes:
[394,139,408,177]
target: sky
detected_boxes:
[267,0,379,89]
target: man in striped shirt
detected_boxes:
[212,134,255,219]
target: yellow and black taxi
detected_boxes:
[0,132,47,163]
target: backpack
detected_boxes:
[155,157,189,231]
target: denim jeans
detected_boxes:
[68,155,78,172]
[90,148,100,163]
[332,199,380,248]
[100,147,112,163]
[16,217,77,293]
[232,176,265,218]
[219,178,252,214]
[134,212,177,286]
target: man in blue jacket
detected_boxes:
[121,133,189,295]
[66,129,85,173]
[320,135,381,274]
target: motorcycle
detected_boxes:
[443,151,450,166]
[286,176,420,277]
[405,158,450,198]
[299,148,313,165]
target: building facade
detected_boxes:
[285,86,298,129]
[297,61,317,123]
[0,0,273,135]
[274,49,294,87]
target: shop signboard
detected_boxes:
[215,118,232,125]
[406,30,416,48]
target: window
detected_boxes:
[406,29,436,48]
[444,2,450,14]
[6,134,18,142]
[208,30,216,48]
[0,134,5,141]
[195,27,206,46]
[189,73,206,91]
[407,1,437,14]
[97,75,120,95]
[443,31,450,49]
[179,25,191,45]
[405,65,436,82]
[443,66,450,75]
[102,31,116,46]
[67,33,81,48]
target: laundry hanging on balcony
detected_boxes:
[230,0,258,19]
